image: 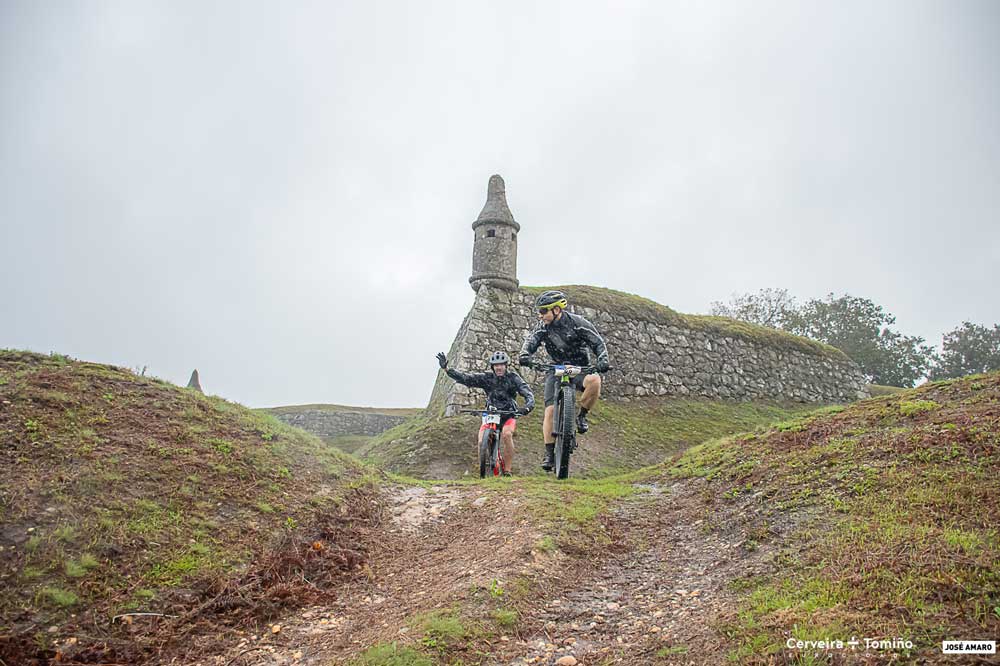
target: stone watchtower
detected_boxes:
[469,174,519,292]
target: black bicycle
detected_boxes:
[526,362,601,480]
[460,405,519,478]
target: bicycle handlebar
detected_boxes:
[522,361,612,373]
[459,408,522,416]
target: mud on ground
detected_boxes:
[198,475,783,666]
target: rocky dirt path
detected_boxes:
[194,478,767,666]
[491,479,770,666]
[192,483,548,666]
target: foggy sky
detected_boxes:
[2,1,998,408]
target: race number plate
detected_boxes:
[483,413,501,425]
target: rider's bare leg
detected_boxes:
[541,405,557,469]
[501,423,515,472]
[543,405,556,444]
[580,373,602,410]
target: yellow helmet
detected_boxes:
[535,290,568,311]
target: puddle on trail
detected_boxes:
[630,482,673,496]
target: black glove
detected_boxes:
[518,354,532,367]
[596,359,611,373]
[436,352,448,369]
[519,405,533,416]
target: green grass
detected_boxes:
[656,645,689,657]
[352,643,433,666]
[207,437,233,455]
[414,609,467,643]
[665,372,1000,662]
[521,476,639,548]
[145,542,220,586]
[52,525,77,542]
[898,399,939,416]
[64,554,99,578]
[596,398,818,468]
[21,566,46,581]
[401,608,475,659]
[323,434,375,454]
[39,586,78,608]
[492,608,518,629]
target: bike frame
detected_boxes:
[525,362,597,480]
[460,406,519,478]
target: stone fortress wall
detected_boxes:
[427,174,868,417]
[266,409,410,438]
[428,285,869,416]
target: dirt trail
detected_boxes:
[498,480,768,666]
[196,483,547,666]
[198,478,766,666]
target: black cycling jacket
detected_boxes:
[520,311,610,368]
[445,368,535,413]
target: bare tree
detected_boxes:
[709,288,797,329]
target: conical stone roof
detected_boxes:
[472,174,520,230]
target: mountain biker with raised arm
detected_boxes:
[436,351,535,476]
[518,291,611,471]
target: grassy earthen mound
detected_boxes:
[0,350,379,664]
[360,398,819,479]
[664,371,1000,662]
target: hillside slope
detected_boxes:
[657,370,1000,662]
[0,351,376,664]
[358,397,820,479]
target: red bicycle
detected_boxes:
[461,405,519,478]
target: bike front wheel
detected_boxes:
[479,428,494,479]
[555,384,576,480]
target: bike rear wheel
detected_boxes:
[479,428,493,479]
[555,384,576,480]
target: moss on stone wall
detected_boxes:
[522,285,848,361]
[521,285,683,326]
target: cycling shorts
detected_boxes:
[543,371,589,407]
[479,416,516,434]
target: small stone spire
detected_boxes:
[187,369,203,393]
[469,174,520,292]
[474,175,518,227]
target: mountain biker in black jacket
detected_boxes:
[436,350,535,476]
[518,290,611,471]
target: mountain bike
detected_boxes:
[460,406,519,478]
[526,362,600,480]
